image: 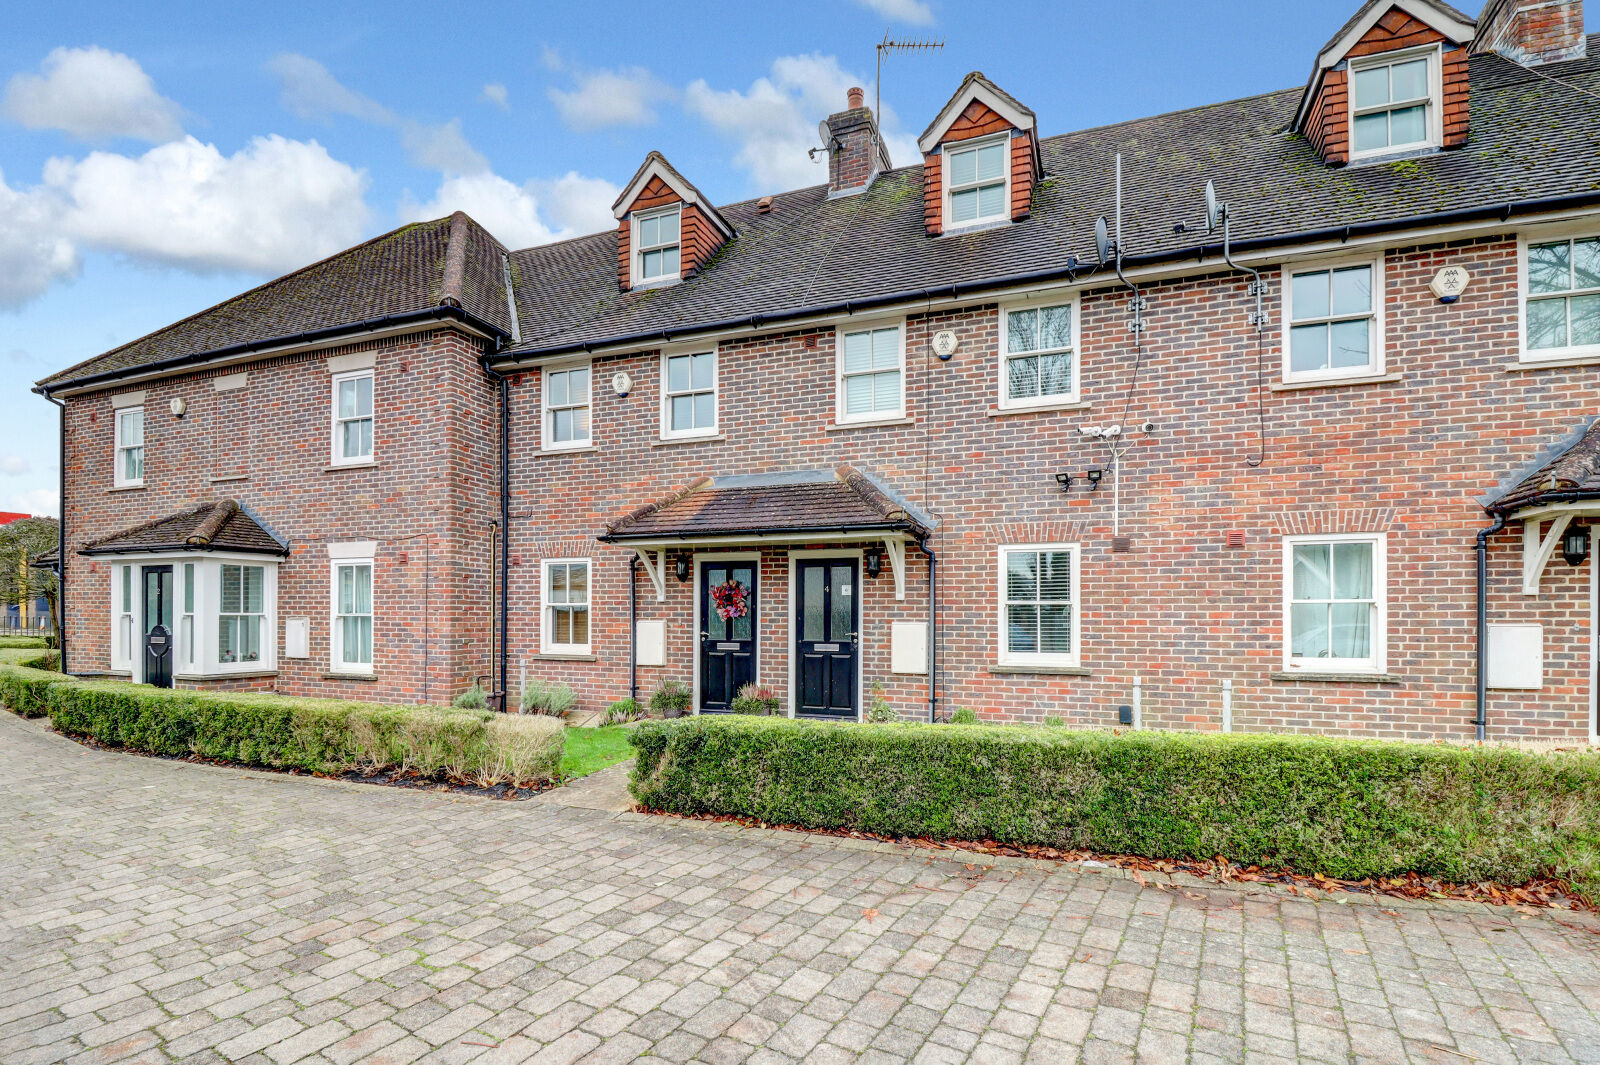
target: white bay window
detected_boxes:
[105,556,278,681]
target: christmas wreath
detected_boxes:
[711,579,750,621]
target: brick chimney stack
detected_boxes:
[825,87,892,197]
[1474,0,1587,66]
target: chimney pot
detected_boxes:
[825,89,890,195]
[847,86,865,110]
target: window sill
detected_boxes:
[987,401,1089,417]
[322,671,378,682]
[940,218,1013,237]
[532,652,597,662]
[1508,353,1600,372]
[209,474,249,484]
[988,664,1090,676]
[324,461,377,472]
[176,670,277,681]
[652,434,725,448]
[1270,671,1401,684]
[540,445,598,456]
[826,417,915,432]
[1270,373,1401,392]
[107,484,145,493]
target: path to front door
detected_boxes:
[795,558,859,719]
[142,564,174,689]
[698,560,756,712]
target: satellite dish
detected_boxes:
[817,120,832,151]
[1204,180,1223,233]
[1094,217,1112,266]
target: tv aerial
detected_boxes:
[1094,154,1144,334]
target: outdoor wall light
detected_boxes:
[1085,468,1104,490]
[674,555,692,582]
[1562,523,1590,566]
[1054,472,1073,492]
[864,547,884,579]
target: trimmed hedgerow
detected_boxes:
[630,716,1600,900]
[0,636,49,649]
[0,650,65,717]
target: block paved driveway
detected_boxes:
[3,713,1599,1065]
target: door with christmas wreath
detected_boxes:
[699,561,756,712]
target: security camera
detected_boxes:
[1078,425,1099,436]
[1139,421,1156,434]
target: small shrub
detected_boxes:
[731,683,780,715]
[949,706,978,725]
[650,679,692,719]
[452,683,489,710]
[0,636,48,649]
[1041,715,1067,728]
[521,678,577,717]
[863,684,899,724]
[605,697,643,724]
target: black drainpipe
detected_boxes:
[42,392,67,670]
[628,555,639,704]
[1475,512,1508,742]
[479,360,512,711]
[919,540,937,722]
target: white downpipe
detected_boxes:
[1132,676,1142,729]
[1221,678,1233,733]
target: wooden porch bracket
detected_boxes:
[1521,514,1571,596]
[634,548,666,602]
[884,538,907,601]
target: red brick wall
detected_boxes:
[826,109,883,194]
[1475,0,1588,65]
[506,233,1600,742]
[616,178,725,290]
[61,328,497,705]
[923,101,1036,234]
[1304,10,1470,165]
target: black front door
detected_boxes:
[142,565,174,689]
[796,559,859,718]
[699,561,756,711]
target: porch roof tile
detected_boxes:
[79,500,289,557]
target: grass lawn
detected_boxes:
[562,725,635,779]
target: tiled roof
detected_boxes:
[38,212,512,390]
[504,42,1600,359]
[79,501,289,556]
[600,467,932,542]
[1487,419,1600,513]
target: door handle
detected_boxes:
[699,631,709,639]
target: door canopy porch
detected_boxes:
[598,466,933,600]
[1483,417,1600,594]
[78,500,289,558]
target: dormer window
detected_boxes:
[634,205,681,284]
[1348,47,1440,160]
[945,135,1009,229]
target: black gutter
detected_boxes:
[920,540,937,724]
[42,393,66,669]
[600,521,921,544]
[78,545,290,557]
[35,306,508,395]
[492,190,1600,364]
[1474,513,1510,743]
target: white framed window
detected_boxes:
[1283,258,1383,381]
[997,544,1079,668]
[541,559,591,654]
[542,361,592,451]
[114,407,144,487]
[218,564,265,665]
[1283,534,1386,675]
[835,321,905,424]
[1348,46,1440,160]
[181,562,195,668]
[660,348,718,438]
[331,560,374,673]
[999,297,1079,407]
[944,134,1010,229]
[113,565,134,671]
[330,369,374,466]
[633,205,682,284]
[1521,232,1600,361]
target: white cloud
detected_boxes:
[547,65,672,130]
[850,0,935,23]
[685,54,918,192]
[3,488,58,517]
[0,456,29,476]
[2,46,184,143]
[43,135,370,276]
[0,168,80,309]
[401,169,620,248]
[532,172,622,236]
[268,54,487,175]
[482,83,508,109]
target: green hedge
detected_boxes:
[0,636,49,649]
[0,650,65,716]
[0,662,563,786]
[630,716,1600,900]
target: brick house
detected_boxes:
[33,0,1600,742]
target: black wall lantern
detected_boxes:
[674,554,692,582]
[1085,468,1104,491]
[1054,472,1073,492]
[1562,523,1590,566]
[863,547,884,579]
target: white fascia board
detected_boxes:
[918,81,1036,155]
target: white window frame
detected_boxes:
[330,558,374,675]
[180,562,195,669]
[996,543,1081,669]
[942,132,1011,231]
[217,563,268,668]
[834,319,907,425]
[997,295,1081,409]
[541,557,592,655]
[541,359,593,451]
[1518,224,1600,364]
[112,565,135,672]
[659,346,719,440]
[633,204,683,285]
[1280,254,1386,383]
[113,406,145,488]
[104,555,279,679]
[1346,44,1442,162]
[1282,533,1387,675]
[329,368,375,467]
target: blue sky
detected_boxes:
[3,0,1586,516]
